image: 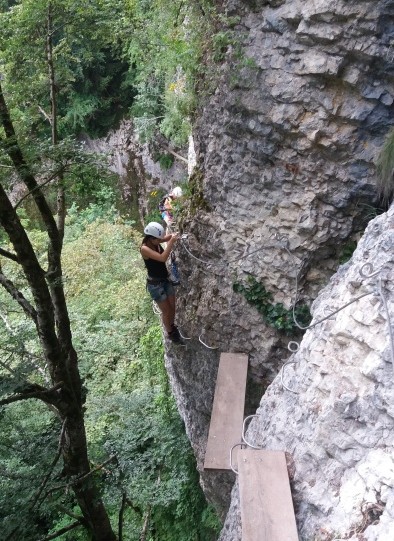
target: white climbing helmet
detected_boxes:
[171,186,183,198]
[144,222,165,238]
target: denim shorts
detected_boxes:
[147,280,175,303]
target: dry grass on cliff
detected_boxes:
[376,127,394,203]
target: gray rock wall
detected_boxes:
[162,0,394,531]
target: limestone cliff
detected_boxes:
[161,0,394,538]
[218,205,394,540]
[88,0,394,536]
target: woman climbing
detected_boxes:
[140,222,183,344]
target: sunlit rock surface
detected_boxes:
[219,203,394,541]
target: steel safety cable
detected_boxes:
[290,262,382,331]
[378,276,394,374]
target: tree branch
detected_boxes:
[140,506,151,541]
[118,492,127,541]
[161,144,188,164]
[0,82,60,250]
[56,503,85,522]
[0,182,64,383]
[0,382,62,407]
[13,170,63,210]
[0,247,19,262]
[125,497,142,516]
[31,418,68,510]
[38,105,52,125]
[37,521,82,541]
[46,455,117,495]
[0,357,18,377]
[0,269,37,322]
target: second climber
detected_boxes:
[159,186,183,226]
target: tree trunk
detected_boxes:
[0,79,117,541]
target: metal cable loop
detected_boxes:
[198,334,218,349]
[229,442,245,474]
[280,341,301,393]
[281,359,301,394]
[292,291,373,331]
[288,341,300,353]
[179,237,278,268]
[360,262,383,279]
[178,329,192,341]
[180,239,213,266]
[282,263,390,392]
[241,415,263,449]
[291,262,383,331]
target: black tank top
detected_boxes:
[142,245,169,280]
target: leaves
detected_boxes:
[233,276,311,334]
[1,208,219,539]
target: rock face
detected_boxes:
[162,0,394,534]
[219,203,394,541]
[83,120,187,224]
[195,0,394,303]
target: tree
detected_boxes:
[0,78,117,540]
[0,0,134,139]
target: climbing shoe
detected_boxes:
[167,327,185,345]
[171,324,181,337]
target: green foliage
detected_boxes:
[0,401,67,540]
[1,209,218,540]
[154,152,175,170]
[233,276,311,333]
[62,216,218,540]
[339,240,357,264]
[0,0,242,146]
[120,0,222,145]
[144,188,166,225]
[0,0,135,138]
[177,169,210,230]
[376,127,394,203]
[212,29,237,62]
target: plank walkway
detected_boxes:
[238,449,299,541]
[203,352,248,470]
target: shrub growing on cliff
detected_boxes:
[233,277,311,333]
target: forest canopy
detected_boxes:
[0,0,218,143]
[0,0,223,539]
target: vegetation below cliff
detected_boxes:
[0,202,219,540]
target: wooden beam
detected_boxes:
[204,353,248,470]
[238,449,299,541]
